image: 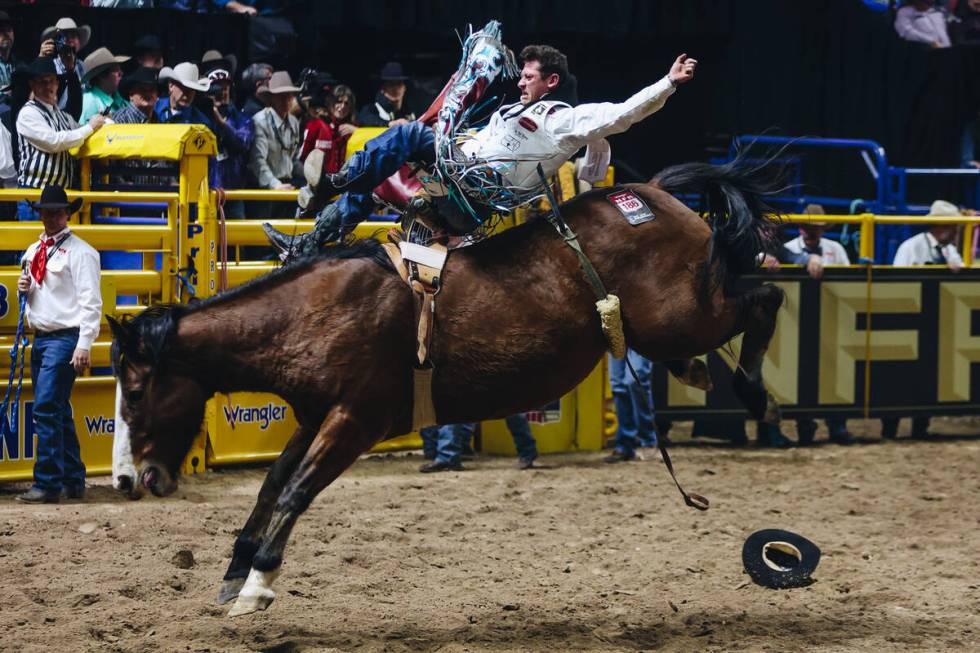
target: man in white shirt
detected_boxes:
[892,199,964,271]
[15,57,105,220]
[15,185,102,504]
[264,41,697,257]
[783,204,851,280]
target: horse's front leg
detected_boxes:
[228,406,378,617]
[217,423,316,605]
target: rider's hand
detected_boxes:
[88,114,106,131]
[39,39,55,58]
[668,54,697,85]
[17,271,31,294]
[806,254,824,280]
[71,348,90,374]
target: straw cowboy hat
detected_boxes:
[927,199,961,217]
[257,70,301,100]
[81,47,130,83]
[31,185,82,214]
[159,62,209,92]
[201,50,237,77]
[800,203,828,228]
[41,17,91,50]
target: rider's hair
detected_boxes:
[519,45,568,82]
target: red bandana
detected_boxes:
[30,236,56,285]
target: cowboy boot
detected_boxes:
[263,203,345,260]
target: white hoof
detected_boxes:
[227,568,279,617]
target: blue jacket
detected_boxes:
[154,98,223,188]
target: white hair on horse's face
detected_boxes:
[111,380,142,498]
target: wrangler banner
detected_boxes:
[653,267,980,419]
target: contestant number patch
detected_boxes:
[608,190,655,225]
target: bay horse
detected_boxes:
[108,158,784,617]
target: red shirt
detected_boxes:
[300,118,353,173]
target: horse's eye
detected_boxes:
[127,390,144,403]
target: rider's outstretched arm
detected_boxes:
[548,54,697,150]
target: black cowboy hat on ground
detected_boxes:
[378,61,409,81]
[119,65,159,97]
[31,185,83,213]
[742,529,821,589]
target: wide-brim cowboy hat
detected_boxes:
[159,62,209,92]
[742,529,821,589]
[378,61,409,81]
[257,70,301,99]
[81,47,131,83]
[41,17,91,51]
[16,57,58,81]
[132,34,163,55]
[201,49,237,77]
[31,185,83,213]
[927,199,961,217]
[800,203,828,228]
[119,66,160,97]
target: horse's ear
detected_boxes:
[106,315,132,346]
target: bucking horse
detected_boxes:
[108,157,784,617]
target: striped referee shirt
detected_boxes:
[16,98,93,189]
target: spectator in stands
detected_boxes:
[892,199,964,271]
[16,58,105,219]
[299,79,357,173]
[895,0,951,48]
[951,0,980,45]
[783,204,851,279]
[324,86,357,172]
[0,11,20,98]
[358,62,417,127]
[206,65,254,218]
[250,71,301,195]
[80,47,130,123]
[155,62,222,188]
[38,17,89,115]
[15,185,101,504]
[112,66,160,124]
[420,416,539,473]
[240,62,272,117]
[131,34,164,70]
[604,349,659,462]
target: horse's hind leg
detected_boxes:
[217,424,316,605]
[731,284,784,423]
[228,406,377,617]
[664,358,713,391]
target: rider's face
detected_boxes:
[518,61,559,105]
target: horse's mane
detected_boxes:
[112,239,394,372]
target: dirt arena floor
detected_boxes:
[1,419,978,653]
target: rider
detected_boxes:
[263,45,697,257]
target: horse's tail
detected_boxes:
[652,152,784,294]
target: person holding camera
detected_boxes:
[203,52,254,218]
[38,18,89,117]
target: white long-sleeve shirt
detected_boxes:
[16,98,92,188]
[892,231,963,267]
[460,76,676,190]
[19,227,102,350]
[894,6,951,47]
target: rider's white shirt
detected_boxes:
[459,75,676,190]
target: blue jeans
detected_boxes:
[609,350,657,456]
[421,415,538,464]
[331,121,436,230]
[30,328,86,494]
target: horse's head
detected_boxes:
[107,311,208,497]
